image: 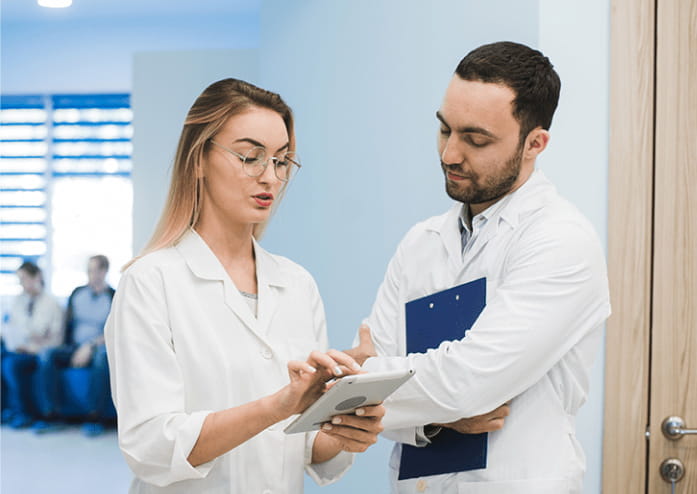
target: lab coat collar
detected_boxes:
[426,168,552,267]
[176,229,224,281]
[175,229,288,287]
[252,237,288,288]
[497,168,552,229]
[426,198,506,268]
[434,203,466,269]
[175,229,287,340]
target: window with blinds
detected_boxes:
[0,94,133,298]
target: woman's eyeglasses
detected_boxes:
[210,140,301,182]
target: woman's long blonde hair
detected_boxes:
[126,78,296,268]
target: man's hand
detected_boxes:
[434,403,511,434]
[344,324,377,366]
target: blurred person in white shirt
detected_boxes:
[1,261,63,428]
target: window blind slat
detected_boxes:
[0,93,132,296]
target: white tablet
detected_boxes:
[283,368,415,434]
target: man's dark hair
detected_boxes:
[90,254,109,271]
[17,261,41,278]
[455,41,561,140]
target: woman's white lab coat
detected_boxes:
[105,230,352,494]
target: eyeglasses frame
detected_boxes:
[209,139,301,182]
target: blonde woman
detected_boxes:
[105,79,384,493]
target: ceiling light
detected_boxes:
[37,0,73,8]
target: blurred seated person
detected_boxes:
[34,255,115,436]
[1,261,63,428]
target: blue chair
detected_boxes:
[31,366,116,421]
[57,368,116,420]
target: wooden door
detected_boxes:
[649,0,697,491]
[604,0,697,492]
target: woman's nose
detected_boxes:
[258,158,279,183]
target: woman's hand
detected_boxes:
[320,404,386,452]
[189,350,361,468]
[274,350,362,418]
[312,404,386,463]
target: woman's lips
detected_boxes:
[253,194,274,207]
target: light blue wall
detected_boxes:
[0,14,259,93]
[537,2,610,493]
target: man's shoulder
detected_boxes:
[510,191,604,263]
[401,206,457,243]
[524,190,597,237]
[507,171,597,238]
[69,285,89,298]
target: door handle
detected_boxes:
[662,416,697,440]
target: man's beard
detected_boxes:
[442,142,524,205]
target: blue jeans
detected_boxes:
[1,351,40,418]
[37,344,111,419]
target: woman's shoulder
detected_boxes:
[122,245,182,279]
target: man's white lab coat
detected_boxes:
[105,230,352,494]
[362,170,611,493]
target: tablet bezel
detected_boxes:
[283,368,415,434]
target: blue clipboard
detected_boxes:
[398,277,488,480]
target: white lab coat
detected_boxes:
[2,291,63,353]
[105,230,352,494]
[361,170,611,493]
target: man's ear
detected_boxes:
[524,128,550,160]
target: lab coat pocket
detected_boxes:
[457,477,576,494]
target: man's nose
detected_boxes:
[440,137,464,165]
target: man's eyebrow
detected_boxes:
[435,111,497,139]
[436,111,450,128]
[232,138,290,153]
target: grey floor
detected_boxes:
[1,424,132,493]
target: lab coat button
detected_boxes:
[261,348,273,359]
[416,479,427,492]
